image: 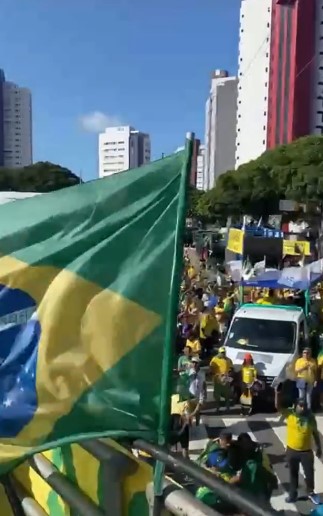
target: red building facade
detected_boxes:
[267,0,316,148]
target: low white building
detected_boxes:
[98,126,150,178]
[204,70,238,190]
[0,192,41,205]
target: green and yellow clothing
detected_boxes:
[283,408,318,451]
[223,297,233,313]
[177,354,190,371]
[210,356,233,379]
[186,338,201,356]
[214,306,227,324]
[200,313,218,339]
[256,296,275,305]
[317,352,323,380]
[171,394,197,417]
[187,266,196,280]
[295,357,317,385]
[241,365,257,384]
[239,450,276,498]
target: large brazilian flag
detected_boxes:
[0,144,192,472]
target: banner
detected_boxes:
[243,235,283,266]
[227,228,244,254]
[283,240,310,256]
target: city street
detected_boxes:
[188,400,323,515]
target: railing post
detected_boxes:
[28,454,103,516]
[146,479,221,516]
[80,439,137,516]
[12,479,48,516]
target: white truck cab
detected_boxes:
[224,303,308,389]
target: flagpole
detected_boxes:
[153,132,194,512]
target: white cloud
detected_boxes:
[78,111,123,133]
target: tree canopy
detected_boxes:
[0,162,81,192]
[192,135,323,220]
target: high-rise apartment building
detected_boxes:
[0,70,32,168]
[196,145,205,191]
[98,126,150,178]
[175,139,203,188]
[204,70,238,190]
[236,0,319,168]
[0,70,5,167]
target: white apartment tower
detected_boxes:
[235,0,272,168]
[196,144,205,191]
[98,126,151,178]
[1,76,32,168]
[203,70,238,190]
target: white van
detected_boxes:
[224,303,308,391]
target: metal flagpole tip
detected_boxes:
[186,132,194,140]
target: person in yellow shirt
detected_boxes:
[200,306,219,356]
[240,353,258,415]
[182,294,199,326]
[294,348,317,409]
[275,389,321,504]
[186,329,202,357]
[187,265,196,280]
[210,347,233,413]
[256,288,276,305]
[214,301,228,341]
[317,340,323,408]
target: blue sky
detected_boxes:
[1,0,240,181]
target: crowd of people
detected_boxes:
[168,249,323,512]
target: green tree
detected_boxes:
[195,135,323,220]
[187,185,205,218]
[0,162,81,192]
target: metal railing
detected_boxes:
[134,439,279,516]
[6,437,283,516]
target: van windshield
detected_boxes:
[225,317,296,354]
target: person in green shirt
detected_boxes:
[177,345,191,372]
[176,346,191,399]
[229,433,277,506]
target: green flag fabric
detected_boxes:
[0,147,191,472]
